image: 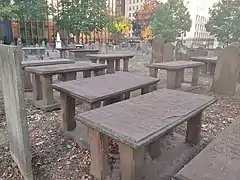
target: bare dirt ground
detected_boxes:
[1,49,240,179]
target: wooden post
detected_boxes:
[32,74,42,101]
[40,75,54,106]
[149,67,158,78]
[60,92,76,131]
[115,59,121,71]
[83,70,92,78]
[58,72,76,81]
[88,128,110,180]
[186,112,202,145]
[123,59,129,72]
[192,67,201,86]
[106,60,115,74]
[119,143,144,180]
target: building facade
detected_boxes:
[125,0,148,19]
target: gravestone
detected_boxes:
[140,40,149,54]
[151,35,164,63]
[175,40,189,61]
[214,47,223,57]
[100,43,107,54]
[212,45,240,94]
[94,42,100,50]
[163,43,174,62]
[0,45,33,179]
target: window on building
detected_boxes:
[129,6,131,11]
[137,5,138,10]
[133,0,135,3]
[129,13,131,17]
[137,0,139,2]
[129,0,131,4]
[133,6,135,10]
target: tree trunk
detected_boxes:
[76,33,80,44]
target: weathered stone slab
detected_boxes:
[151,35,164,63]
[163,43,174,62]
[175,119,240,180]
[0,45,33,179]
[212,45,240,94]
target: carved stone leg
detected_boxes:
[60,51,63,58]
[83,70,92,78]
[141,86,149,95]
[60,92,76,131]
[209,63,216,76]
[147,140,162,160]
[178,69,184,83]
[202,63,208,74]
[123,59,129,72]
[32,74,42,101]
[186,112,202,145]
[91,58,97,63]
[125,92,130,100]
[106,60,115,74]
[99,59,105,64]
[119,143,144,180]
[149,67,158,78]
[115,59,121,71]
[103,95,124,106]
[24,71,32,91]
[85,101,101,110]
[59,72,77,81]
[166,70,181,89]
[89,128,110,180]
[192,67,201,86]
[40,75,54,106]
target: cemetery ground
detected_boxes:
[1,52,240,179]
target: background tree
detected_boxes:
[150,0,191,42]
[206,0,240,45]
[107,16,132,40]
[0,3,18,20]
[54,0,108,43]
[132,0,158,38]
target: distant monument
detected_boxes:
[55,32,62,49]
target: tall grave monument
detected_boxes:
[0,45,33,179]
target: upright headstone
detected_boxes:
[55,32,62,49]
[140,40,149,54]
[41,40,45,47]
[151,35,164,63]
[0,45,33,179]
[212,45,240,94]
[163,43,174,62]
[94,42,100,50]
[17,37,22,46]
[214,47,223,57]
[175,40,189,61]
[100,43,107,54]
